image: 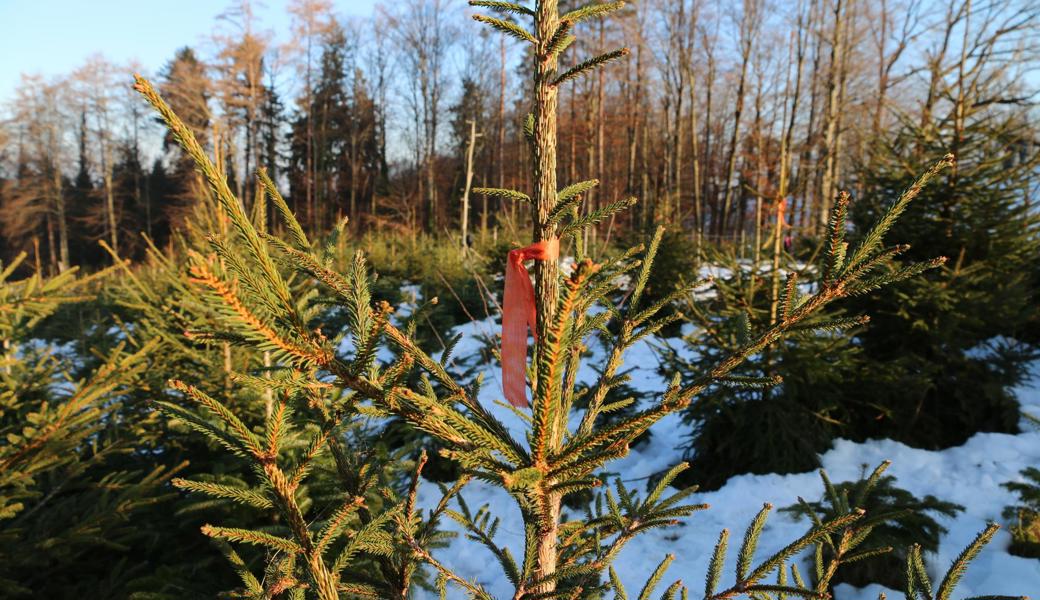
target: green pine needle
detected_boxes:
[201,525,303,554]
[472,187,532,203]
[553,48,631,86]
[562,1,627,24]
[469,1,535,16]
[472,14,536,43]
[937,523,1000,600]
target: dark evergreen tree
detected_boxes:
[843,92,1040,448]
[341,68,380,223]
[0,255,183,597]
[288,25,351,232]
[110,139,149,260]
[68,110,104,266]
[158,47,211,231]
[146,158,176,249]
[666,72,1040,491]
[661,243,880,490]
[257,82,286,233]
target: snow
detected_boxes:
[409,313,1040,599]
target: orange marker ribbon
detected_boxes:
[502,238,559,408]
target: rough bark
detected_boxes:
[532,1,562,593]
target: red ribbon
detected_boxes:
[502,238,559,408]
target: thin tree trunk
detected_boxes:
[689,66,701,235]
[718,2,756,238]
[597,18,606,216]
[818,0,848,234]
[702,34,715,236]
[98,131,118,254]
[532,1,562,593]
[873,0,889,135]
[52,167,69,272]
[784,0,808,231]
[498,34,507,191]
[625,34,640,203]
[798,0,823,231]
[460,120,478,252]
[305,36,315,235]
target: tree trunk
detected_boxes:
[818,0,847,234]
[52,167,69,272]
[98,130,118,255]
[689,67,701,235]
[718,4,754,238]
[460,120,477,252]
[702,37,715,236]
[532,1,562,594]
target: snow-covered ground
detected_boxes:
[406,313,1040,599]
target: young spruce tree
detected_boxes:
[0,255,183,596]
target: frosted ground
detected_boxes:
[394,312,1040,599]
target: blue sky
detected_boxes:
[0,0,380,103]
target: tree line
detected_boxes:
[1,0,1037,274]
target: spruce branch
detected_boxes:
[552,48,631,87]
[331,509,397,573]
[171,479,273,510]
[611,566,628,600]
[744,511,864,586]
[560,196,637,239]
[842,154,955,275]
[717,374,784,389]
[133,76,296,320]
[638,554,675,600]
[445,499,522,586]
[548,183,595,224]
[562,1,627,25]
[702,509,866,600]
[314,496,365,555]
[472,187,532,203]
[258,167,309,249]
[186,257,332,370]
[213,539,264,596]
[546,19,575,59]
[779,272,799,322]
[737,504,773,580]
[472,14,537,43]
[155,400,255,460]
[264,393,291,456]
[936,523,1004,600]
[908,543,931,600]
[201,525,303,554]
[844,257,948,297]
[398,454,495,600]
[173,371,272,440]
[823,192,851,285]
[785,315,870,333]
[629,226,665,310]
[469,1,535,17]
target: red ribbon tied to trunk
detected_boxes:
[502,238,559,408]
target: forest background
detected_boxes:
[3,0,1035,269]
